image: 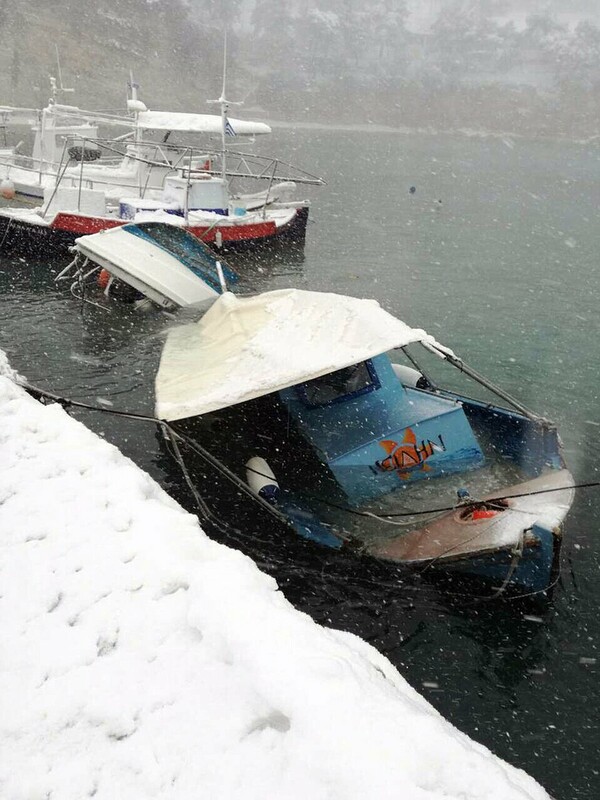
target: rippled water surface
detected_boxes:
[1,129,599,799]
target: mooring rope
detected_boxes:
[0,214,14,249]
[12,379,598,600]
[16,379,597,517]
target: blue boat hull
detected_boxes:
[428,521,561,596]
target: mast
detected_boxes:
[210,28,242,190]
[54,45,74,101]
[219,29,228,183]
[128,71,141,146]
[126,72,148,195]
[40,48,75,178]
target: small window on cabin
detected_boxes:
[297,360,380,408]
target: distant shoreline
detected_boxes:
[265,119,600,146]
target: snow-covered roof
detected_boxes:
[136,110,271,136]
[0,358,551,800]
[155,288,437,421]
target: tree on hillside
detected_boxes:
[426,2,517,86]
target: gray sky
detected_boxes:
[406,0,600,33]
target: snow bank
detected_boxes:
[0,367,550,800]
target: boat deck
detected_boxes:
[367,469,574,563]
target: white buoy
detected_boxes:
[391,363,426,388]
[246,456,280,504]
[0,178,16,200]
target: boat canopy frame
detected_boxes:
[396,341,544,423]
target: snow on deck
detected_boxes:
[0,359,549,800]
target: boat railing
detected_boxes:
[39,134,325,218]
[0,106,40,126]
[0,151,124,178]
[47,103,137,132]
[399,342,546,423]
[53,135,327,187]
[183,148,326,187]
[38,135,181,216]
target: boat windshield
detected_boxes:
[126,223,238,289]
[297,360,379,408]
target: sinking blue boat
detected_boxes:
[69,221,239,309]
[155,288,574,596]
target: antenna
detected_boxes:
[128,70,139,104]
[54,45,74,98]
[126,71,147,121]
[208,26,243,183]
[220,28,228,106]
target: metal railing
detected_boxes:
[7,133,326,217]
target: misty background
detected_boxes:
[0,0,599,138]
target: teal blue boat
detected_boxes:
[155,288,574,596]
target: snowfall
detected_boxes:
[0,350,551,800]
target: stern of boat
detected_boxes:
[369,469,575,596]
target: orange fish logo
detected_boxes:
[375,428,445,479]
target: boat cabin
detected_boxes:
[155,289,485,506]
[154,287,574,596]
[278,355,483,505]
[73,221,239,309]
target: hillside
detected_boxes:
[1,0,599,139]
[0,0,221,112]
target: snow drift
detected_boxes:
[0,355,550,800]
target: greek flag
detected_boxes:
[224,118,236,137]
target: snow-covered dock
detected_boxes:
[0,357,550,800]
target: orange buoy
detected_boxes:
[471,508,499,521]
[0,179,16,200]
[97,269,110,290]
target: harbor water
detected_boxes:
[1,128,599,799]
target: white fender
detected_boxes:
[246,456,280,504]
[391,363,426,388]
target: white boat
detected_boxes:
[0,167,312,256]
[66,221,239,310]
[0,102,100,199]
[0,93,323,255]
[1,36,323,215]
[0,97,273,201]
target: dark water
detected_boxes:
[1,129,599,799]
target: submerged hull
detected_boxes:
[171,390,574,598]
[158,297,575,599]
[435,525,558,596]
[0,205,309,258]
[368,470,575,595]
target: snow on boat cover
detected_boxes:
[136,110,272,136]
[0,353,550,799]
[155,288,445,420]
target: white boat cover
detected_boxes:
[136,111,271,136]
[155,289,440,421]
[75,227,220,309]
